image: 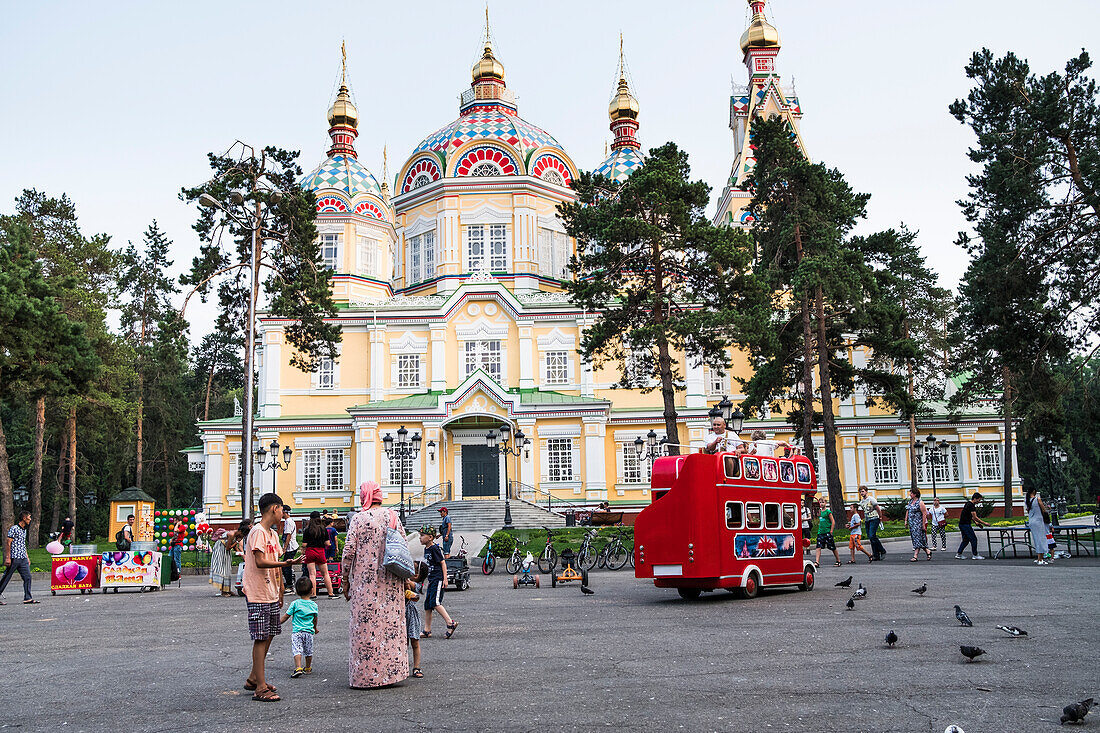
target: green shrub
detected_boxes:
[881,498,907,521]
[486,530,517,558]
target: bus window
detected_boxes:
[723,455,741,480]
[795,462,812,484]
[744,457,761,481]
[764,503,780,530]
[746,502,763,529]
[761,459,778,482]
[725,501,744,529]
[779,460,795,484]
[782,503,797,529]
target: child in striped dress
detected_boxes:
[405,566,426,678]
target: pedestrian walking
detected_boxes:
[858,486,886,561]
[438,506,454,558]
[954,492,989,560]
[209,529,234,597]
[0,509,37,604]
[59,516,74,549]
[302,512,335,599]
[405,573,425,678]
[281,575,319,678]
[1025,487,1053,565]
[846,504,872,564]
[281,505,299,588]
[813,497,841,568]
[324,517,339,563]
[906,489,932,561]
[927,497,947,551]
[420,527,458,638]
[341,481,409,689]
[243,493,301,702]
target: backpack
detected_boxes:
[115,528,131,551]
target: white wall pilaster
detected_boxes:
[370,326,385,401]
[430,325,447,391]
[519,326,534,389]
[261,327,283,418]
[685,359,705,409]
[583,417,607,499]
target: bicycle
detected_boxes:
[537,526,559,574]
[577,529,600,571]
[599,528,633,571]
[505,539,526,575]
[481,533,499,575]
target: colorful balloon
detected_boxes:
[74,564,89,582]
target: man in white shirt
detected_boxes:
[281,505,300,586]
[749,430,795,457]
[703,416,744,455]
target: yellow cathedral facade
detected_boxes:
[188,3,1019,522]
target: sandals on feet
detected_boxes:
[833,562,842,567]
[252,689,281,702]
[445,621,459,639]
[290,668,304,678]
[411,668,424,678]
[909,557,918,562]
[244,682,276,692]
[420,631,431,638]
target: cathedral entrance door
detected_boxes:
[461,445,499,498]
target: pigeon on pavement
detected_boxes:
[852,583,867,599]
[1060,698,1093,725]
[944,726,965,733]
[835,576,853,588]
[580,585,594,595]
[960,645,985,662]
[885,630,898,647]
[955,605,973,627]
[996,625,1027,637]
[911,583,927,596]
[846,597,855,611]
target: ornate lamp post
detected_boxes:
[82,491,96,542]
[1036,437,1072,516]
[13,485,28,507]
[914,434,951,499]
[255,438,293,495]
[487,424,529,530]
[634,429,667,466]
[383,425,421,525]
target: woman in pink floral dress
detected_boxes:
[341,482,409,688]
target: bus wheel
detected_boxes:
[739,572,760,599]
[799,567,815,591]
[677,588,701,600]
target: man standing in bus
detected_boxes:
[704,416,744,454]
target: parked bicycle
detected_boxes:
[577,529,600,571]
[482,533,500,575]
[599,528,633,571]
[537,526,559,574]
[505,538,526,575]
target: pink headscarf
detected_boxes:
[359,480,383,507]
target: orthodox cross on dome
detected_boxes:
[740,0,781,75]
[381,145,390,201]
[462,5,515,114]
[608,34,640,152]
[327,42,359,159]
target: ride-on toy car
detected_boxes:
[512,551,540,589]
[551,549,589,588]
[446,537,471,591]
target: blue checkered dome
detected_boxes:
[302,154,382,198]
[593,147,645,184]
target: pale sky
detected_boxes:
[2,1,1097,340]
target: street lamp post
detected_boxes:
[914,434,950,499]
[196,164,284,520]
[487,424,529,530]
[255,438,293,495]
[383,426,422,525]
[81,491,96,543]
[13,486,28,506]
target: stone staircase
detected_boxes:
[404,498,566,535]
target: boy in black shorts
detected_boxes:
[418,528,457,639]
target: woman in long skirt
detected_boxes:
[208,530,233,596]
[1025,487,1052,565]
[906,488,932,562]
[341,481,409,689]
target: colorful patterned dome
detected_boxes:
[302,154,382,198]
[412,108,565,166]
[593,147,644,183]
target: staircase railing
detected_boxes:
[508,480,588,514]
[384,481,452,515]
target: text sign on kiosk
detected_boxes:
[101,551,161,588]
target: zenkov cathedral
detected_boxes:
[188,2,1016,523]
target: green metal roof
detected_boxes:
[351,387,606,412]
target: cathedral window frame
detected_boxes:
[464,222,510,273]
[320,232,342,272]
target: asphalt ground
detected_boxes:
[1,551,1097,733]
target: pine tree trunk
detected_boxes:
[0,387,15,534]
[52,428,68,534]
[794,223,816,459]
[163,437,173,509]
[67,407,77,536]
[204,364,215,421]
[651,241,680,456]
[136,377,144,490]
[905,318,918,492]
[29,396,46,548]
[1002,366,1014,518]
[814,285,844,522]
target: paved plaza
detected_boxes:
[2,552,1097,732]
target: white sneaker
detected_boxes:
[954,554,964,559]
[972,555,985,560]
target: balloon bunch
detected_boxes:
[153,509,198,553]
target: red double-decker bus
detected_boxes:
[634,450,818,600]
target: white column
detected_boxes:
[430,325,447,391]
[203,434,225,509]
[453,444,463,500]
[438,207,461,292]
[519,419,536,489]
[425,424,441,491]
[260,327,283,418]
[578,317,595,398]
[583,417,607,499]
[685,359,705,409]
[842,442,857,498]
[354,423,377,503]
[519,326,534,389]
[370,326,385,401]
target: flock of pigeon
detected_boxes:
[833,574,1094,726]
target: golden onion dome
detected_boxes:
[327,84,359,129]
[471,42,505,83]
[608,77,639,122]
[739,1,781,54]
